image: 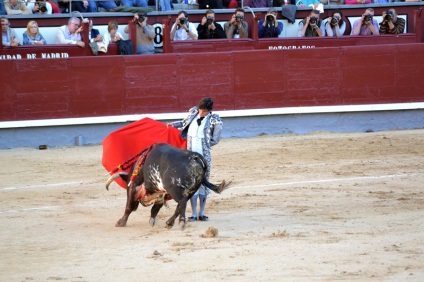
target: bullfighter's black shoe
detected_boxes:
[198,215,209,221]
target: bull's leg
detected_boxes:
[116,184,140,227]
[177,198,189,230]
[149,202,163,227]
[165,204,180,229]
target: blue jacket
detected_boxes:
[258,19,283,38]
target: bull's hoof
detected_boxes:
[179,218,186,231]
[165,223,173,230]
[149,217,157,227]
[115,219,126,227]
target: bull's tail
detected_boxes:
[202,179,232,194]
[193,153,232,194]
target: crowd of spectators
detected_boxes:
[0,1,414,50]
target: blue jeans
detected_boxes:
[121,0,148,7]
[0,2,6,15]
[158,0,171,11]
[88,1,117,12]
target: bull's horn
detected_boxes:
[105,172,128,190]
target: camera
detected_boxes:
[235,14,244,23]
[266,15,274,22]
[37,1,47,13]
[384,11,393,21]
[206,16,214,25]
[138,16,145,23]
[330,16,339,25]
[309,17,318,25]
[364,14,372,23]
[179,17,186,25]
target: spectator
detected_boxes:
[57,0,70,13]
[351,8,379,36]
[4,0,32,14]
[47,0,61,14]
[379,8,405,35]
[171,10,198,41]
[23,20,46,45]
[298,9,325,37]
[197,9,226,40]
[88,0,118,12]
[258,7,283,38]
[168,97,223,223]
[27,0,52,14]
[1,16,19,46]
[121,0,148,8]
[325,9,346,37]
[104,21,123,46]
[88,20,102,43]
[198,0,223,9]
[124,12,155,55]
[71,0,92,13]
[345,0,371,4]
[55,17,85,47]
[224,8,249,39]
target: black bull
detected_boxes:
[106,143,230,230]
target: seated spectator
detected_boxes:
[89,20,102,43]
[121,0,148,8]
[27,0,52,14]
[224,8,249,39]
[88,0,118,12]
[23,20,46,45]
[198,0,223,9]
[124,12,155,54]
[55,17,85,47]
[1,16,19,46]
[325,9,346,37]
[4,0,32,14]
[344,0,371,4]
[197,9,226,40]
[47,0,61,14]
[71,0,96,13]
[104,21,124,46]
[298,9,325,37]
[351,8,379,36]
[258,7,283,38]
[171,10,198,41]
[379,8,405,35]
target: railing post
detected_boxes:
[162,17,172,53]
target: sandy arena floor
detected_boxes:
[0,129,423,281]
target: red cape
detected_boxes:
[102,117,187,188]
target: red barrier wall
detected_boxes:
[1,43,424,122]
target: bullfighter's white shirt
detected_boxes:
[187,114,205,155]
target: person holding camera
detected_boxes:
[224,8,248,39]
[197,9,225,40]
[55,17,85,48]
[23,20,46,45]
[124,12,155,55]
[27,0,52,14]
[168,97,223,223]
[258,7,283,38]
[298,10,324,37]
[4,0,32,14]
[379,8,405,35]
[325,9,346,37]
[351,8,379,36]
[171,10,198,41]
